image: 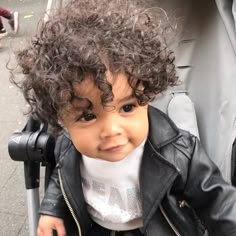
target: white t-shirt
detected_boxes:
[80,140,146,231]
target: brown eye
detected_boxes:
[79,113,96,122]
[120,104,135,113]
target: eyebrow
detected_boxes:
[71,94,135,113]
[118,93,135,103]
[70,105,92,115]
[72,96,93,112]
[73,107,87,112]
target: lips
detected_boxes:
[99,143,127,152]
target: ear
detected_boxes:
[57,113,64,126]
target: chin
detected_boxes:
[109,157,126,162]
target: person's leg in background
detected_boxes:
[0,6,11,37]
[0,15,8,38]
[0,6,19,38]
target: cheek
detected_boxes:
[68,129,95,153]
[72,138,86,152]
[129,109,149,143]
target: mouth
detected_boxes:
[100,143,127,152]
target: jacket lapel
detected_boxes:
[140,106,181,228]
[59,142,92,235]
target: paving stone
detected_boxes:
[0,212,27,236]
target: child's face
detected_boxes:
[61,72,149,162]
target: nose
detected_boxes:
[100,114,123,139]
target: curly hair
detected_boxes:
[13,0,178,134]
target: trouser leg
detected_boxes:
[0,17,3,29]
[0,7,11,30]
[88,221,111,236]
[0,7,11,19]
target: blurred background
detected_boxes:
[0,0,47,235]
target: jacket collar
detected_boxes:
[147,105,181,149]
[140,106,181,229]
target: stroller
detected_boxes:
[8,0,236,235]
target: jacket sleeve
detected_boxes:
[39,167,67,218]
[184,136,236,236]
[38,135,68,218]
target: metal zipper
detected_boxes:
[160,205,182,236]
[58,169,82,236]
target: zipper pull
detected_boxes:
[179,200,190,208]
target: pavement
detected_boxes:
[0,0,48,235]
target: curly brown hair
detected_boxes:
[13,0,178,134]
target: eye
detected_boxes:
[120,104,136,113]
[79,113,96,122]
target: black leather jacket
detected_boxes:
[39,106,236,236]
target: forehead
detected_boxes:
[73,71,132,103]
